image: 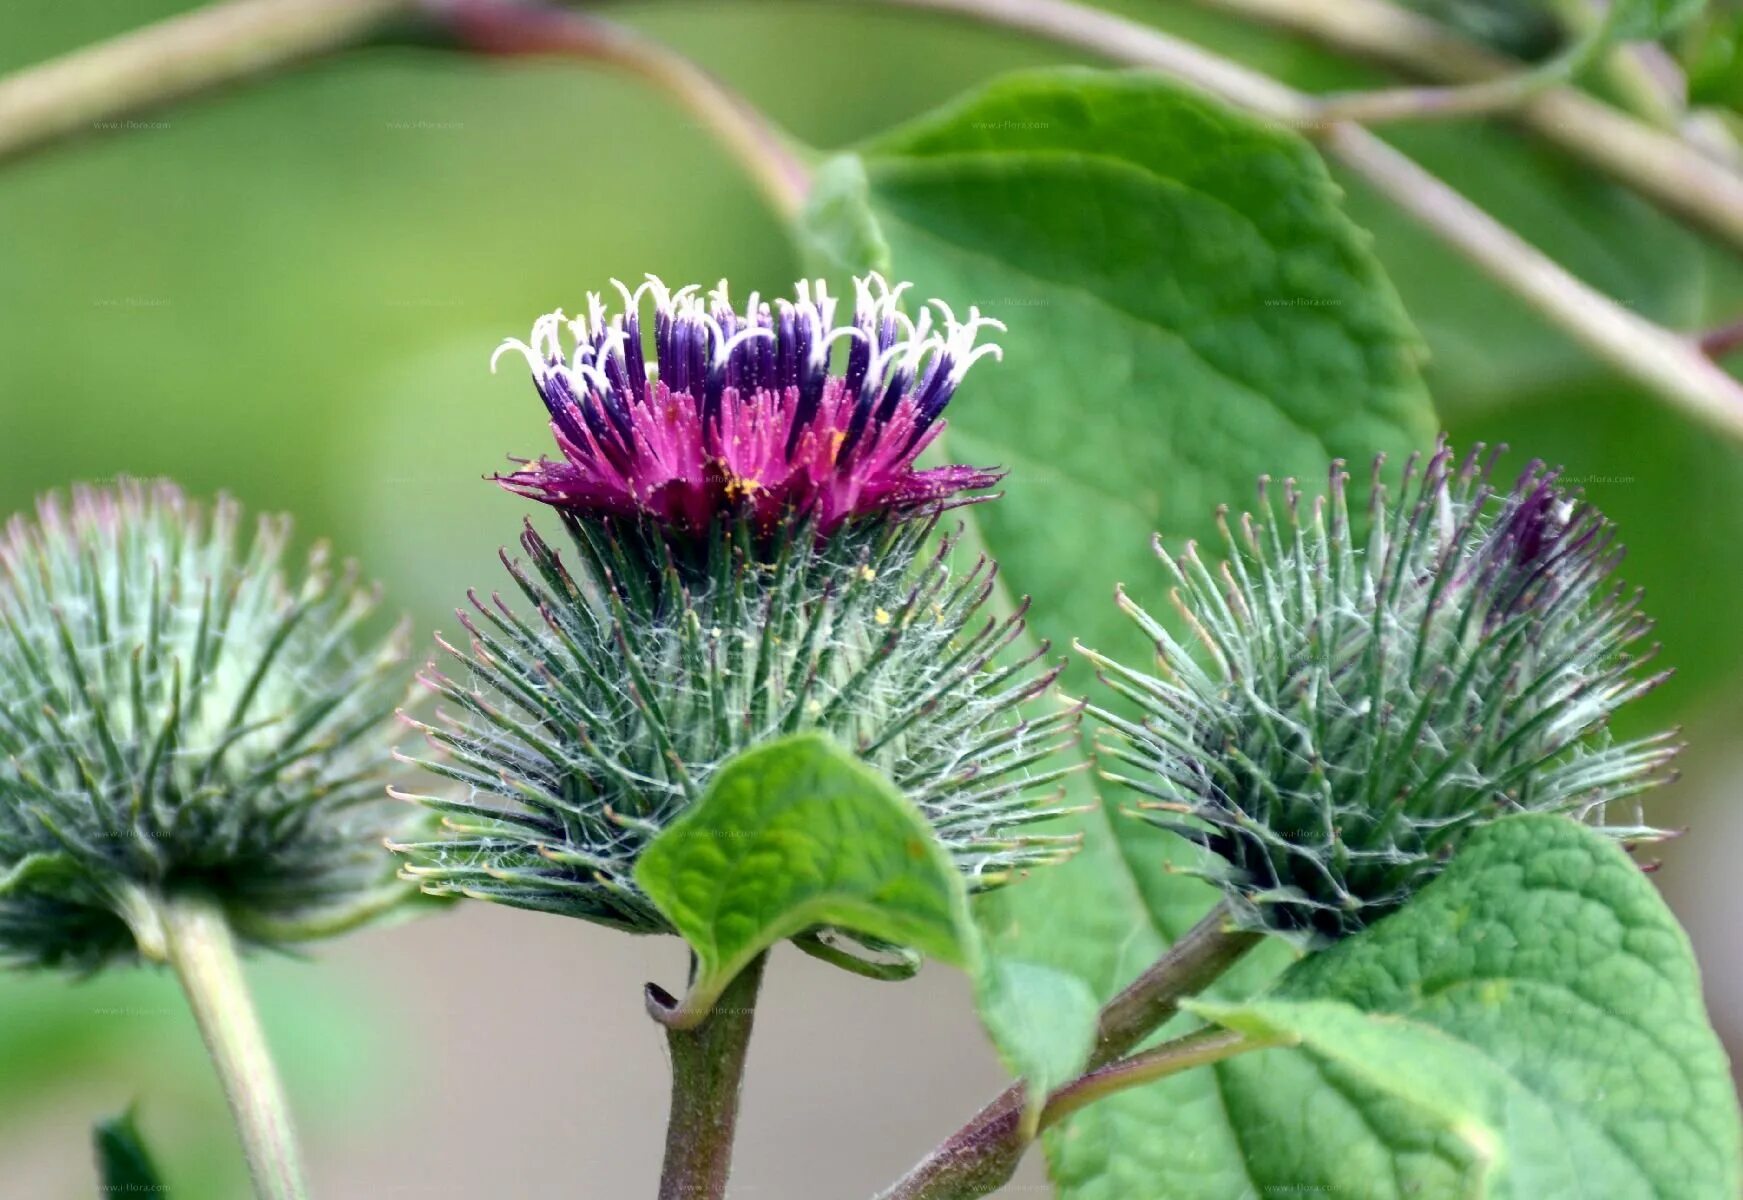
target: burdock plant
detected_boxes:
[392,273,1081,1195]
[393,274,1080,935]
[0,480,413,1200]
[1083,443,1677,945]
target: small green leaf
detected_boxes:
[93,1105,166,1197]
[635,732,974,1026]
[1188,814,1741,1198]
[975,959,1099,1136]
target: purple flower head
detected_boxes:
[1478,459,1615,624]
[491,274,1005,538]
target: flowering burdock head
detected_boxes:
[1082,442,1676,946]
[490,272,1004,560]
[391,277,1082,954]
[0,481,414,970]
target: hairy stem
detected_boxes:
[427,0,809,218]
[858,0,1743,443]
[649,952,768,1200]
[156,891,307,1200]
[1183,0,1743,253]
[0,0,414,164]
[879,904,1260,1200]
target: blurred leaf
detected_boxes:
[793,66,1434,1200]
[1684,5,1743,110]
[93,1106,167,1197]
[973,959,1098,1134]
[1188,814,1742,1198]
[635,733,974,1025]
[1605,0,1708,41]
[1390,0,1563,56]
[0,961,388,1200]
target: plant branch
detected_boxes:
[1182,0,1743,254]
[1092,900,1262,1067]
[878,903,1260,1200]
[857,0,1743,443]
[0,0,809,220]
[647,952,768,1200]
[1323,123,1743,434]
[1546,0,1692,131]
[0,0,414,165]
[1037,1025,1278,1130]
[156,890,307,1200]
[1309,65,1569,127]
[426,0,809,218]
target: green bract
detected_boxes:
[0,480,414,969]
[393,513,1081,943]
[1084,443,1676,945]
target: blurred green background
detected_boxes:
[2,2,1739,1196]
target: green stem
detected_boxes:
[1038,1026,1279,1129]
[156,891,308,1200]
[650,952,768,1200]
[878,904,1260,1200]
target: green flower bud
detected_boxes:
[391,513,1082,944]
[0,480,415,969]
[1083,444,1676,946]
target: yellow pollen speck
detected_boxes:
[874,608,893,626]
[859,566,877,582]
[722,473,764,501]
[830,431,846,462]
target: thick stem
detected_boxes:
[156,891,308,1200]
[650,953,768,1200]
[879,905,1260,1200]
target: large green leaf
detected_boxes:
[801,67,1436,689]
[794,66,1436,1198]
[1188,814,1741,1198]
[634,732,975,1026]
